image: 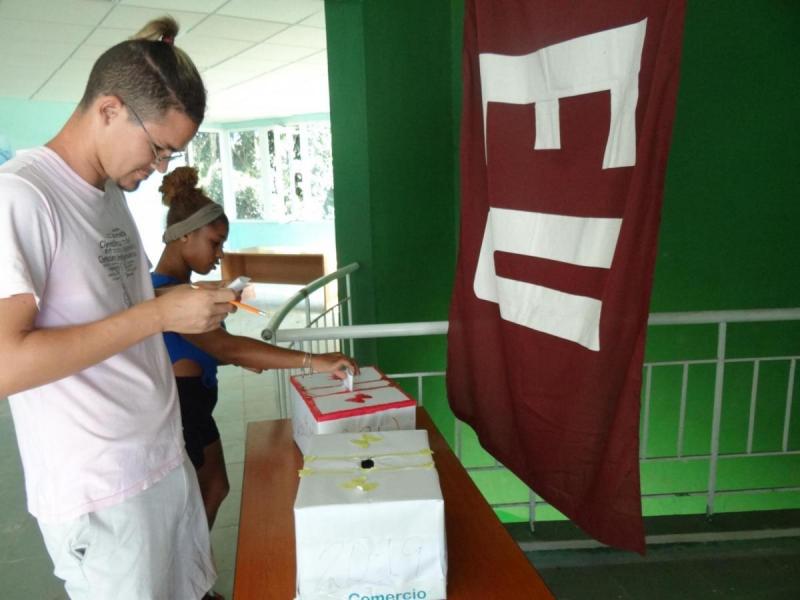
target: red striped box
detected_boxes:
[290,366,417,454]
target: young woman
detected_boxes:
[152,166,356,529]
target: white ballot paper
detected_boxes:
[294,429,447,600]
[290,366,417,455]
[343,368,354,392]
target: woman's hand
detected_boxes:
[310,352,359,379]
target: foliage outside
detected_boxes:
[188,122,334,222]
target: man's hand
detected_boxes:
[153,284,236,334]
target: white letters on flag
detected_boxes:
[479,19,647,169]
[473,208,621,350]
[474,19,647,350]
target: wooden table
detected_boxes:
[221,246,326,286]
[233,408,554,599]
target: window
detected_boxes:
[187,121,334,222]
[190,131,223,204]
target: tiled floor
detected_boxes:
[527,536,800,599]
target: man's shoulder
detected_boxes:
[0,168,59,241]
[0,147,47,176]
[0,170,48,208]
[0,148,52,199]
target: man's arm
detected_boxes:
[0,285,236,398]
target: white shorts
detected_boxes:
[38,459,216,600]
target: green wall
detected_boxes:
[651,0,800,312]
[326,0,800,523]
[326,0,461,367]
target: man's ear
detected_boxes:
[95,95,124,125]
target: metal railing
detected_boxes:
[265,285,800,531]
[650,312,799,507]
[261,262,359,417]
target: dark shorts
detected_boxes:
[175,376,220,469]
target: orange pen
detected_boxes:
[230,300,267,317]
[188,283,265,316]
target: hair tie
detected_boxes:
[161,35,175,45]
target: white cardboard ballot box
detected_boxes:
[290,366,417,455]
[294,429,447,600]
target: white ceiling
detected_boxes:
[0,0,330,123]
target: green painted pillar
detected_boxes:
[326,0,463,369]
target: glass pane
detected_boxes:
[209,123,335,222]
[189,132,223,204]
[267,126,294,221]
[300,122,334,220]
[229,130,264,220]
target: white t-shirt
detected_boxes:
[0,147,184,523]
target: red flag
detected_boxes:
[447,0,685,553]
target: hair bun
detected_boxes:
[131,16,179,43]
[159,166,199,206]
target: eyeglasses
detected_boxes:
[124,102,185,166]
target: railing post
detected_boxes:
[677,363,689,458]
[280,368,290,419]
[641,365,652,459]
[304,297,312,350]
[345,272,354,356]
[706,321,727,519]
[782,359,796,452]
[276,369,284,419]
[747,360,760,454]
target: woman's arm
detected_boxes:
[183,328,356,377]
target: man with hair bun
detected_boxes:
[0,16,231,600]
[153,166,356,533]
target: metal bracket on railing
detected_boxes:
[260,262,360,343]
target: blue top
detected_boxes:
[151,272,220,389]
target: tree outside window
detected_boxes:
[188,131,223,205]
[188,121,334,222]
[230,130,263,220]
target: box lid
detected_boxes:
[291,365,385,395]
[291,366,416,422]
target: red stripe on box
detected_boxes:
[290,371,417,422]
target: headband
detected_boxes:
[162,202,225,243]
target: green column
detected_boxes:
[326,0,462,369]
